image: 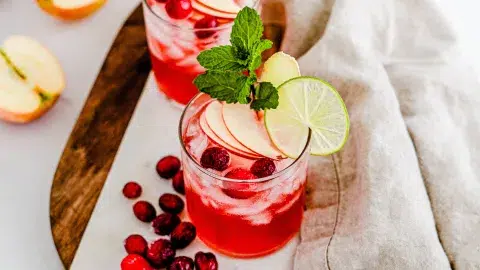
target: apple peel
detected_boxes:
[36,0,107,20]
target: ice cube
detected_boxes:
[165,44,186,60]
[246,212,273,225]
[175,53,200,68]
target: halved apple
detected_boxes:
[0,36,65,124]
[204,101,261,157]
[222,103,285,160]
[37,0,106,20]
[192,0,237,19]
[197,0,240,14]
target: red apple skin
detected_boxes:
[0,95,59,124]
[36,0,107,20]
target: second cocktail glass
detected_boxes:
[142,0,258,105]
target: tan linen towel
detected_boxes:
[270,0,480,269]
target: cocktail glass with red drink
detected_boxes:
[179,93,311,257]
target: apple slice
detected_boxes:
[200,111,260,159]
[36,0,106,20]
[259,51,301,87]
[0,36,65,123]
[222,103,285,160]
[192,1,237,19]
[197,0,240,14]
[204,101,261,157]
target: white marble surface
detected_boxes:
[1,0,480,269]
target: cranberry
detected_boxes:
[156,155,181,179]
[133,201,157,222]
[172,170,185,195]
[165,0,192,20]
[168,256,195,270]
[200,147,230,171]
[250,158,276,178]
[195,251,218,270]
[154,0,168,3]
[152,213,181,235]
[146,239,176,268]
[159,193,185,214]
[121,254,153,270]
[171,222,197,249]
[225,168,256,180]
[124,234,148,256]
[194,16,219,39]
[123,182,142,199]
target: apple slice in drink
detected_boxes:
[197,0,241,14]
[259,51,300,87]
[200,111,260,159]
[0,36,65,123]
[191,1,237,19]
[203,101,261,157]
[222,103,285,160]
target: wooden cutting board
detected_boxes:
[49,3,284,268]
[49,5,151,268]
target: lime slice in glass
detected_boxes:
[265,76,350,158]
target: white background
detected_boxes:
[0,0,479,269]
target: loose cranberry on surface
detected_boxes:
[194,16,219,39]
[152,213,181,235]
[133,201,157,222]
[200,147,230,171]
[195,251,218,270]
[165,0,192,20]
[123,182,142,199]
[172,170,186,194]
[168,256,195,270]
[250,158,276,178]
[121,254,153,270]
[171,221,197,249]
[124,234,148,256]
[156,155,181,179]
[159,193,185,214]
[147,239,176,268]
[225,168,257,180]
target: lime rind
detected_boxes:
[265,76,350,158]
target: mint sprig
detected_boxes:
[193,7,278,111]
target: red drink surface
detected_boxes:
[181,100,308,257]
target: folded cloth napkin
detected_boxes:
[267,0,480,269]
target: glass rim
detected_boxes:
[142,0,259,31]
[178,93,312,184]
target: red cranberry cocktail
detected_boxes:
[179,94,311,257]
[142,0,258,105]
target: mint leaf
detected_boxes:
[194,71,253,104]
[197,46,247,72]
[248,39,273,72]
[251,82,279,110]
[231,7,264,57]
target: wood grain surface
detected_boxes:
[49,3,284,268]
[49,5,151,268]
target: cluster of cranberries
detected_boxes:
[152,0,219,39]
[200,147,277,178]
[121,155,218,270]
